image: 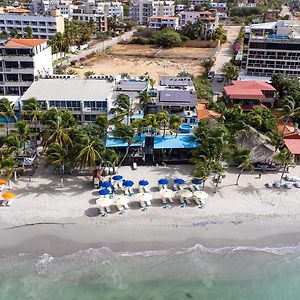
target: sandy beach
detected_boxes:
[1,164,300,256]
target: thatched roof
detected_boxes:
[236,127,278,163]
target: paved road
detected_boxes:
[60,30,135,67]
[210,26,241,96]
[211,26,241,74]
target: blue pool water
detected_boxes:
[267,35,290,40]
[179,124,193,133]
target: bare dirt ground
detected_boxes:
[71,44,213,81]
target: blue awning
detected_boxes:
[106,136,145,148]
[154,135,198,149]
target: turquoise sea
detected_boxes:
[1,243,300,300]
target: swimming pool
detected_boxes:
[179,124,193,133]
[267,35,290,40]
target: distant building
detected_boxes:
[223,80,276,110]
[20,78,114,124]
[0,10,65,39]
[179,10,219,38]
[0,39,53,96]
[130,0,175,25]
[71,2,109,32]
[29,0,75,19]
[242,20,300,78]
[209,2,227,18]
[148,16,179,30]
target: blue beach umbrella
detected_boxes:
[99,189,110,196]
[192,178,203,185]
[123,180,134,187]
[139,180,149,186]
[158,178,168,185]
[112,175,123,181]
[174,178,185,185]
[101,181,112,188]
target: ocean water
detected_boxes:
[1,244,300,300]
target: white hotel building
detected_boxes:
[130,0,175,25]
[0,11,65,39]
[20,78,114,125]
[0,39,53,96]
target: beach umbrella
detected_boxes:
[192,178,203,185]
[174,178,185,185]
[98,189,110,196]
[2,192,15,199]
[139,180,149,186]
[178,189,193,198]
[114,195,129,206]
[101,181,112,188]
[136,192,152,202]
[0,179,7,185]
[96,197,113,208]
[160,189,175,199]
[158,178,168,185]
[123,180,134,187]
[194,191,208,200]
[112,175,123,181]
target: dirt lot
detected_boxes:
[70,44,213,81]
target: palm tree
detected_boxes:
[67,69,78,75]
[275,148,294,183]
[22,97,43,148]
[157,110,169,137]
[234,147,253,185]
[279,96,300,133]
[144,114,159,135]
[46,143,69,187]
[201,59,214,76]
[212,26,227,42]
[24,26,33,39]
[84,71,95,78]
[44,111,76,148]
[10,28,19,38]
[110,94,134,125]
[73,132,101,170]
[169,115,182,137]
[14,120,30,169]
[139,91,152,110]
[268,131,284,152]
[112,124,135,168]
[102,149,120,174]
[0,157,17,188]
[0,97,17,136]
[221,62,239,85]
[149,78,156,90]
[131,118,145,139]
[95,115,109,140]
[2,133,21,182]
[211,160,225,192]
[193,161,210,189]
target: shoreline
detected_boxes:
[2,164,300,257]
[1,215,300,256]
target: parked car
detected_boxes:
[217,76,224,82]
[207,71,215,81]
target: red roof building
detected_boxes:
[197,103,221,121]
[223,80,276,111]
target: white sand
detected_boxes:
[1,164,300,255]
